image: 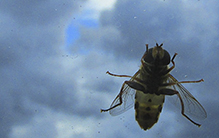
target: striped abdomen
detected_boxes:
[135,91,165,130]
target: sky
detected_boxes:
[1,0,219,138]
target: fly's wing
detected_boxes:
[109,83,136,116]
[109,70,141,116]
[168,74,207,120]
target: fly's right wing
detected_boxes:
[168,74,207,121]
[109,70,141,116]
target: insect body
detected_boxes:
[101,43,207,130]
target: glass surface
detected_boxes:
[1,0,216,138]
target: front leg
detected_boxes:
[106,71,132,78]
[160,53,178,75]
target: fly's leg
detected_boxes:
[100,81,126,112]
[161,79,204,87]
[171,53,177,66]
[146,44,149,52]
[159,88,202,127]
[176,79,204,84]
[140,44,149,66]
[106,70,142,83]
[157,53,178,76]
[166,53,178,72]
[106,71,132,78]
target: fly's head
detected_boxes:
[142,43,170,66]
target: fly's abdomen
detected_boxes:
[135,91,165,130]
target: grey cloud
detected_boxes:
[0,0,86,26]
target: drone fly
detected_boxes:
[101,43,207,130]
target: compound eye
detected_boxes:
[159,50,170,65]
[143,49,154,64]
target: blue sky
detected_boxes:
[66,15,99,46]
[1,0,219,138]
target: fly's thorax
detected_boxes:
[140,65,169,79]
[134,91,165,130]
[138,65,169,95]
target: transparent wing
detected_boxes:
[168,74,207,120]
[109,83,136,116]
[109,70,141,116]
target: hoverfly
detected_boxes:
[101,43,207,130]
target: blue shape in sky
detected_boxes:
[81,19,98,28]
[66,23,80,45]
[66,19,98,46]
[65,18,99,54]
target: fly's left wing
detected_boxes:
[109,70,141,116]
[109,83,136,116]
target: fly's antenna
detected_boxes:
[159,43,163,47]
[156,43,163,48]
[153,39,165,48]
[160,40,166,47]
